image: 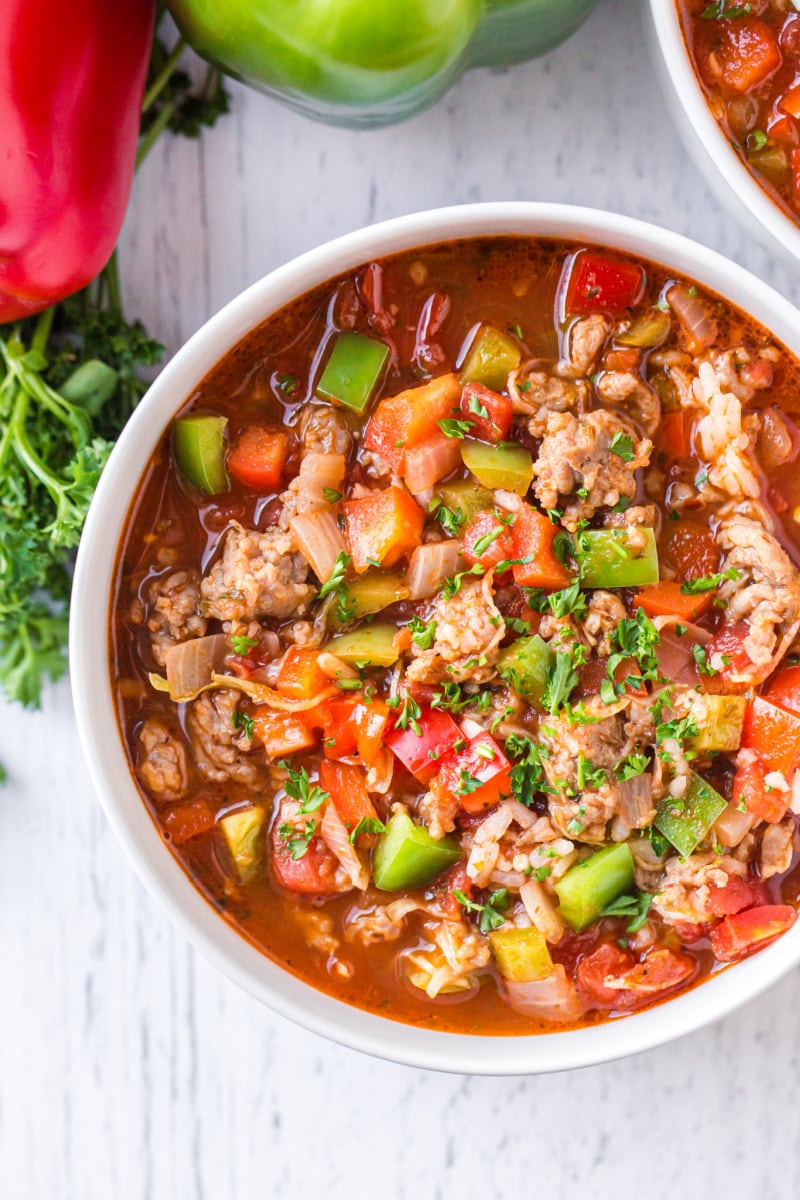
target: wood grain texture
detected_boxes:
[3,2,800,1196]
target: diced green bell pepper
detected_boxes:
[616,311,671,349]
[317,331,389,412]
[460,439,533,495]
[326,622,399,667]
[489,926,553,982]
[459,324,522,391]
[373,811,462,891]
[748,144,789,187]
[326,572,409,632]
[653,770,727,858]
[173,414,229,494]
[436,478,493,524]
[219,805,265,882]
[692,695,746,754]
[497,634,553,704]
[554,843,635,932]
[576,528,658,589]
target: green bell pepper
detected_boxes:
[436,478,494,525]
[326,623,399,667]
[460,439,533,494]
[497,634,553,704]
[165,0,598,128]
[173,413,229,494]
[489,926,553,982]
[653,770,727,858]
[219,805,265,882]
[373,811,462,891]
[576,528,659,589]
[460,324,522,391]
[554,843,635,932]
[326,572,410,632]
[317,332,389,412]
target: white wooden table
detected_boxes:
[5,2,800,1196]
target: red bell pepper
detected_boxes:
[561,250,645,317]
[767,665,800,717]
[227,426,287,490]
[343,486,425,573]
[711,17,781,93]
[633,580,712,622]
[0,0,155,322]
[732,752,791,825]
[437,731,512,815]
[709,905,796,963]
[318,760,379,842]
[510,504,571,590]
[385,707,462,783]
[362,373,461,472]
[461,510,514,570]
[742,695,800,778]
[275,646,329,701]
[459,383,513,443]
[162,797,216,845]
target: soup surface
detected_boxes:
[677,0,800,225]
[113,235,800,1035]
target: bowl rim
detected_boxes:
[647,0,800,264]
[70,201,800,1075]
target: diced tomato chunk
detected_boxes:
[562,250,645,317]
[765,664,800,716]
[511,504,571,590]
[701,621,753,693]
[604,347,641,374]
[705,877,770,918]
[437,732,512,816]
[792,148,800,201]
[343,486,424,573]
[275,646,329,701]
[578,943,695,1010]
[318,760,379,841]
[780,82,800,121]
[712,17,781,92]
[307,694,390,767]
[461,510,514,570]
[227,426,287,490]
[270,820,341,895]
[252,710,318,758]
[659,518,719,581]
[655,411,690,463]
[162,798,216,845]
[385,707,462,783]
[459,383,513,443]
[709,905,796,963]
[363,373,461,471]
[742,695,800,779]
[732,751,791,824]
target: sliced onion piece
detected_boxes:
[714,798,756,847]
[503,965,582,1023]
[407,539,463,600]
[403,431,462,494]
[162,634,228,701]
[291,508,347,583]
[320,803,369,890]
[520,880,565,944]
[667,283,719,354]
[294,452,346,513]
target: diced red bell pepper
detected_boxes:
[712,17,781,93]
[659,518,720,581]
[343,486,424,573]
[633,580,712,621]
[385,707,462,783]
[732,752,791,824]
[604,347,641,373]
[701,621,754,694]
[362,373,461,472]
[577,942,695,1010]
[162,798,216,845]
[318,760,379,842]
[780,82,800,121]
[709,905,796,963]
[792,148,800,202]
[742,695,800,778]
[510,504,571,590]
[765,664,800,716]
[270,820,341,895]
[227,426,287,490]
[459,383,513,443]
[562,250,645,317]
[705,877,770,918]
[461,510,514,570]
[437,732,512,816]
[275,646,329,701]
[252,710,318,758]
[307,694,391,767]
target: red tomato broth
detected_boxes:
[112,235,800,1036]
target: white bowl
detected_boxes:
[71,202,800,1074]
[647,0,800,266]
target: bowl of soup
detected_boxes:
[71,202,800,1073]
[647,0,800,265]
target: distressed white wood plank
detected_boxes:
[4,1,800,1197]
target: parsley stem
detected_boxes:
[141,37,187,114]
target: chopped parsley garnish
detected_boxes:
[231,709,254,740]
[617,753,649,782]
[428,496,466,538]
[388,691,422,735]
[442,563,484,599]
[279,819,316,861]
[656,714,699,745]
[275,372,298,395]
[749,129,768,151]
[318,551,354,622]
[505,733,549,807]
[546,580,587,620]
[680,567,740,595]
[348,816,387,843]
[454,887,510,934]
[280,763,329,814]
[467,393,491,421]
[609,432,635,462]
[700,1,751,17]
[691,644,718,676]
[506,616,531,635]
[322,487,342,504]
[613,496,631,513]
[600,891,653,933]
[472,526,505,557]
[438,417,474,439]
[458,770,484,796]
[552,529,575,567]
[230,634,258,656]
[542,647,582,714]
[576,752,607,790]
[494,554,534,574]
[408,615,438,650]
